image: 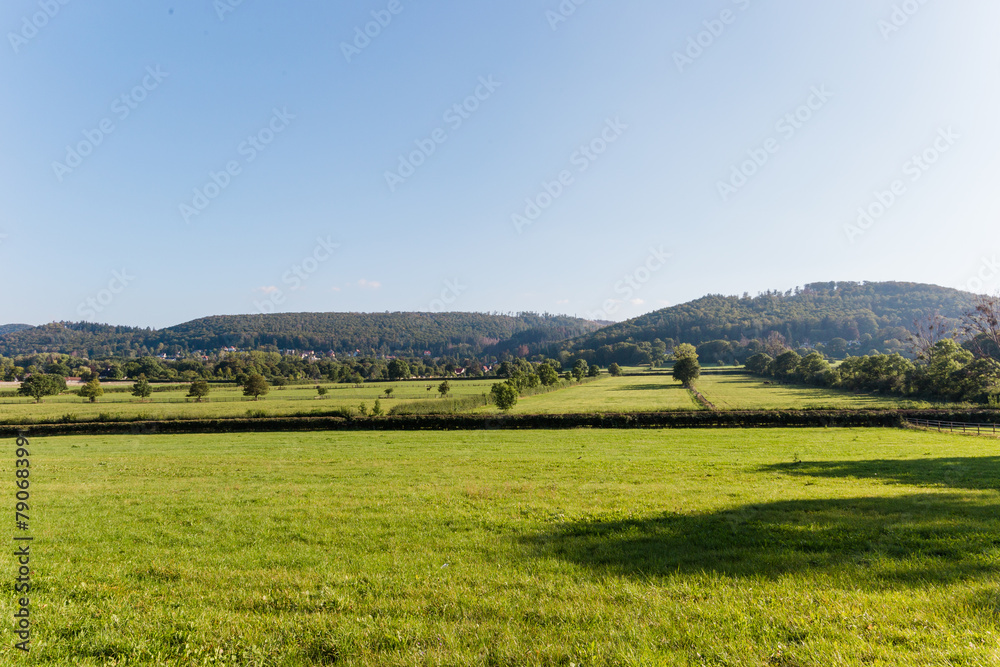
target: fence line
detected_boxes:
[905,418,999,436]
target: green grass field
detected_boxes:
[0,379,498,424]
[5,427,999,665]
[694,368,942,410]
[0,369,963,425]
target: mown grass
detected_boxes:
[696,368,949,410]
[3,428,999,665]
[0,379,498,424]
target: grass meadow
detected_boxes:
[0,379,498,424]
[0,369,962,425]
[4,427,999,665]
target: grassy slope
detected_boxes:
[5,428,999,665]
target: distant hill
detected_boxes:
[0,324,32,336]
[0,312,600,359]
[558,281,979,363]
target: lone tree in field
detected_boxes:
[383,387,394,399]
[438,380,450,398]
[608,363,623,377]
[572,359,589,381]
[187,380,210,402]
[243,374,270,401]
[78,378,104,403]
[131,374,152,401]
[491,381,518,411]
[671,343,701,388]
[18,374,66,403]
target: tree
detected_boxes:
[537,364,559,386]
[672,343,698,361]
[371,399,383,416]
[672,344,700,387]
[771,350,802,379]
[608,363,623,377]
[587,363,600,377]
[672,356,701,387]
[491,382,518,411]
[383,387,394,399]
[572,359,589,381]
[243,374,270,400]
[187,380,210,402]
[18,374,66,403]
[744,353,773,375]
[132,374,152,401]
[962,294,1000,365]
[796,352,831,383]
[78,378,104,403]
[316,385,328,397]
[438,380,450,398]
[387,359,410,381]
[358,402,368,416]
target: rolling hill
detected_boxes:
[0,312,600,359]
[556,281,980,364]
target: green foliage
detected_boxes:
[0,313,600,359]
[672,356,701,387]
[187,380,210,402]
[131,375,152,400]
[490,382,519,411]
[608,363,622,377]
[78,378,104,403]
[438,380,450,398]
[537,363,560,386]
[387,359,410,381]
[572,359,589,381]
[243,374,270,401]
[561,281,979,366]
[316,385,328,397]
[371,399,383,416]
[18,374,67,402]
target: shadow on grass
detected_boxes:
[523,494,1000,585]
[761,457,1000,492]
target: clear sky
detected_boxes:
[3,0,999,328]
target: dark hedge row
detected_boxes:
[4,409,1000,438]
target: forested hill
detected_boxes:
[558,281,979,362]
[0,324,32,336]
[0,312,599,358]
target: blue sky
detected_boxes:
[2,0,999,328]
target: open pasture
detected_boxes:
[0,379,497,424]
[4,427,999,665]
